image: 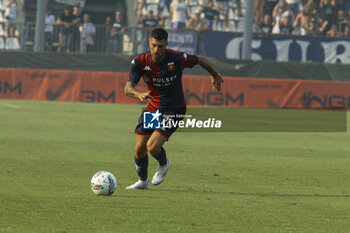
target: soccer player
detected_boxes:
[125,28,223,190]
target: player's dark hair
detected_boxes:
[150,28,168,41]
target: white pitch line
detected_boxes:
[0,102,21,109]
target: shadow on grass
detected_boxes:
[152,188,350,198]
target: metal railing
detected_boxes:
[1,22,159,55]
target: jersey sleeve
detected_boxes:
[180,52,198,70]
[128,57,143,84]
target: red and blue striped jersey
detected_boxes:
[128,48,198,112]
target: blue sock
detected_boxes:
[135,155,148,181]
[154,147,167,166]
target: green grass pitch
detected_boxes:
[1,100,350,233]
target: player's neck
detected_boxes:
[151,54,166,64]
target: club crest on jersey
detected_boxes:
[168,62,175,71]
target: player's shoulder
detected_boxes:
[166,48,197,61]
[132,51,150,66]
[166,48,184,60]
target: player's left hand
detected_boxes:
[211,74,224,92]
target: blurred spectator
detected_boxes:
[300,0,309,6]
[273,0,291,16]
[305,17,322,35]
[343,25,350,36]
[107,11,125,53]
[216,0,243,18]
[302,0,318,14]
[186,9,209,31]
[279,10,294,33]
[345,0,350,14]
[137,10,163,53]
[326,23,343,36]
[170,0,189,29]
[319,0,337,34]
[234,0,244,17]
[271,0,292,33]
[157,0,172,18]
[134,0,146,16]
[158,14,166,28]
[285,0,300,18]
[57,7,73,52]
[253,0,350,37]
[236,0,243,17]
[259,0,279,33]
[320,0,337,23]
[4,0,17,40]
[217,2,229,31]
[71,4,83,52]
[336,9,350,33]
[254,0,265,28]
[44,8,55,51]
[293,7,312,35]
[330,0,342,13]
[201,0,219,30]
[219,0,243,17]
[263,0,280,23]
[79,14,96,53]
[261,14,274,33]
[137,10,162,28]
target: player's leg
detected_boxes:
[126,134,151,190]
[147,130,171,186]
[134,134,151,180]
[147,130,167,164]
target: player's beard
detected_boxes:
[153,52,164,63]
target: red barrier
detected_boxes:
[1,68,349,109]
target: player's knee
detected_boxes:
[134,144,147,159]
[146,141,162,156]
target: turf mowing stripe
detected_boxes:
[0,102,21,109]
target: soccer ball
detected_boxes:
[90,171,117,196]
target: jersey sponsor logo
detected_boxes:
[168,62,175,71]
[143,66,152,71]
[152,75,177,87]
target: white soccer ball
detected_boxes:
[90,171,117,196]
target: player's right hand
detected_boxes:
[137,90,154,101]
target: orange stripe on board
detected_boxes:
[0,68,349,109]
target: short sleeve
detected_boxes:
[180,52,198,70]
[128,58,143,84]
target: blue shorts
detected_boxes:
[134,109,185,140]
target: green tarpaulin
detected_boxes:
[1,51,350,81]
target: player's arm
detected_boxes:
[197,56,224,92]
[126,58,153,101]
[124,82,153,101]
